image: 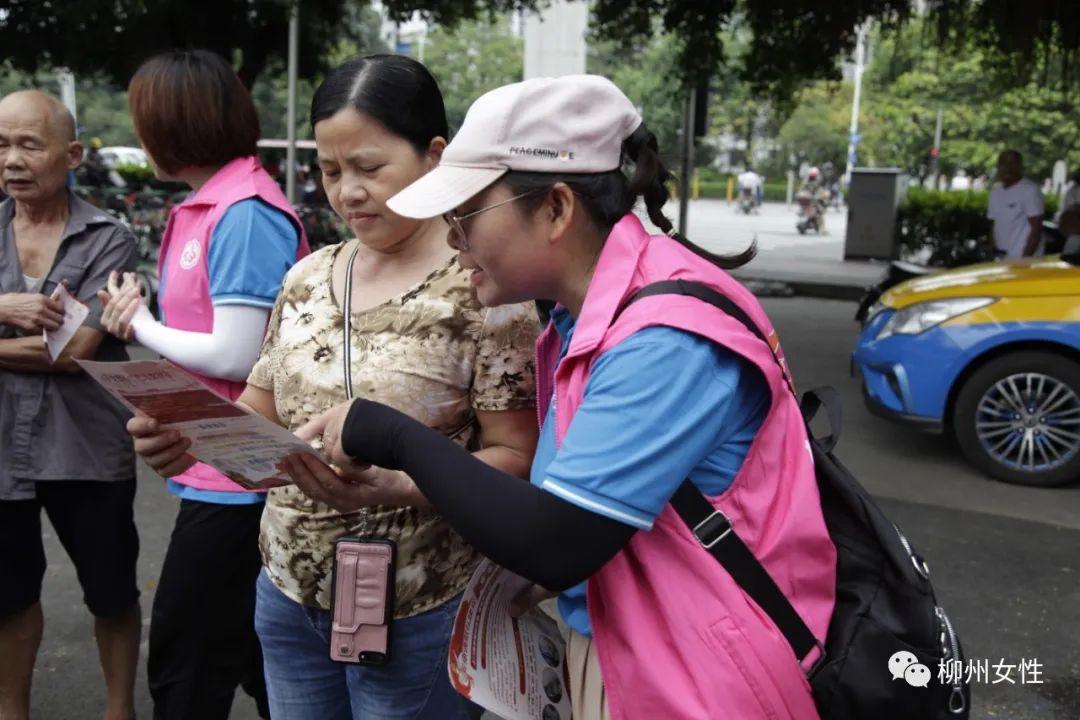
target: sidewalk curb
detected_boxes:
[733,274,870,301]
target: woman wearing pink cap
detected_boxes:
[284,75,837,720]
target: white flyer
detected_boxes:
[76,359,319,489]
[43,284,89,362]
[447,559,574,720]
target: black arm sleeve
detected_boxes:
[341,399,637,591]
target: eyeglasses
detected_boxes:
[442,189,543,252]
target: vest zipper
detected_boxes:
[936,606,966,714]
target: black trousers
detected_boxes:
[149,498,270,720]
[0,480,139,618]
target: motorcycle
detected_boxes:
[795,188,827,234]
[826,181,843,211]
[738,187,756,215]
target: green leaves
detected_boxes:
[0,0,356,88]
[423,15,524,133]
[860,20,1078,181]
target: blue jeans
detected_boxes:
[255,570,483,720]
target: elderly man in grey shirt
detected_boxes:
[0,91,140,720]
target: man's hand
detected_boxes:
[1023,216,1042,257]
[0,292,64,331]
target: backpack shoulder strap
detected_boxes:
[621,280,825,673]
[624,279,796,398]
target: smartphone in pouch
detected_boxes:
[330,537,396,665]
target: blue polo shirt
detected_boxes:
[530,307,769,636]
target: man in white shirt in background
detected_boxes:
[986,149,1044,258]
[1059,205,1080,256]
[736,166,762,208]
[1056,169,1080,223]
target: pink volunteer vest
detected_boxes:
[536,215,836,719]
[157,156,311,493]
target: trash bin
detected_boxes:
[844,168,908,260]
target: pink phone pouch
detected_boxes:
[330,539,394,664]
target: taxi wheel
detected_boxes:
[954,351,1080,487]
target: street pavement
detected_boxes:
[638,197,848,260]
[26,298,1079,718]
[637,199,888,299]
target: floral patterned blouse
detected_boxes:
[248,242,539,616]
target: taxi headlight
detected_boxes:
[866,302,886,323]
[876,297,996,340]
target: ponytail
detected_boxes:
[623,124,756,270]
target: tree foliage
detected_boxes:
[859,21,1079,180]
[423,15,524,132]
[775,83,851,174]
[587,33,684,166]
[0,63,136,146]
[4,1,1077,98]
[0,0,359,87]
[382,0,911,93]
[250,4,389,141]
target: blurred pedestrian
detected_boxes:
[736,165,762,210]
[987,150,1044,258]
[1059,205,1080,254]
[1055,169,1080,223]
[0,90,140,720]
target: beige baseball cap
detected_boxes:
[387,74,642,219]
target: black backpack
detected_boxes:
[624,280,971,720]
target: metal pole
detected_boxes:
[679,87,696,235]
[844,22,868,185]
[285,1,299,204]
[56,69,78,129]
[930,107,943,187]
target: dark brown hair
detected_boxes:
[128,50,260,175]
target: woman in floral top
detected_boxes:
[249,245,538,616]
[127,55,539,720]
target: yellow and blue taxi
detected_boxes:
[853,253,1080,486]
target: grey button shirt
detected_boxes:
[0,192,138,500]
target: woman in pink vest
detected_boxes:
[286,76,838,720]
[98,50,309,719]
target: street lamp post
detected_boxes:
[56,69,77,129]
[844,22,869,186]
[679,88,696,235]
[929,107,943,188]
[285,1,299,204]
